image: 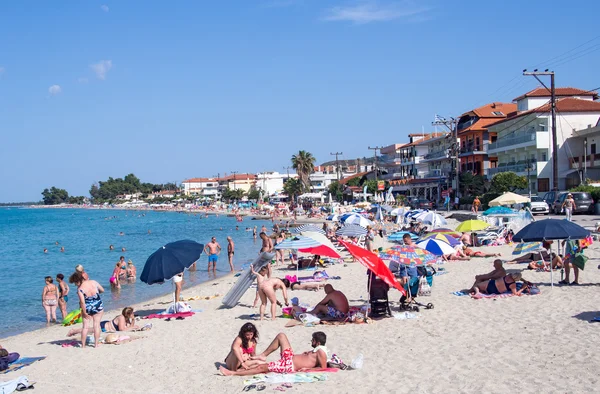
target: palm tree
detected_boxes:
[283,178,303,202]
[291,150,316,192]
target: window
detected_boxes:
[492,111,505,116]
[592,143,596,155]
[538,178,549,192]
[541,151,547,161]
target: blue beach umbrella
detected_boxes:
[274,236,321,250]
[422,233,460,247]
[416,238,455,256]
[140,240,204,285]
[388,231,419,241]
[483,206,516,216]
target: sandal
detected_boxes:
[558,280,569,285]
[243,384,256,392]
[571,281,580,286]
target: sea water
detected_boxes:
[0,207,271,338]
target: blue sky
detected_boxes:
[1,0,600,202]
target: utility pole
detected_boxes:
[526,158,532,199]
[231,171,238,190]
[432,117,460,199]
[584,138,588,184]
[368,146,384,182]
[283,166,291,179]
[523,69,557,191]
[330,152,343,181]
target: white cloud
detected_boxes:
[48,85,62,95]
[323,1,430,24]
[90,60,113,80]
[100,4,109,12]
[78,77,89,84]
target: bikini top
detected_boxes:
[242,347,254,355]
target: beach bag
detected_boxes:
[572,253,588,270]
[418,277,431,296]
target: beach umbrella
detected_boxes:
[488,192,530,207]
[375,206,384,222]
[342,214,374,228]
[390,207,408,216]
[483,206,516,216]
[426,228,461,237]
[274,236,321,250]
[455,220,490,233]
[416,238,455,256]
[326,214,339,221]
[413,211,447,227]
[339,240,405,296]
[513,219,590,287]
[291,224,326,235]
[300,231,341,259]
[422,232,461,247]
[335,224,368,237]
[379,245,437,266]
[512,242,542,255]
[140,240,204,285]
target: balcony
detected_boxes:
[488,162,536,176]
[488,132,535,153]
[459,143,488,157]
[421,149,449,163]
[425,169,450,178]
[570,154,600,169]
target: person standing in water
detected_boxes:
[227,236,235,272]
[204,237,222,272]
[56,273,69,321]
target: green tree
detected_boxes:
[283,178,303,202]
[490,172,527,193]
[41,187,69,205]
[363,179,378,195]
[346,177,361,187]
[247,186,261,201]
[221,188,245,202]
[460,173,486,196]
[291,150,316,192]
[327,181,344,202]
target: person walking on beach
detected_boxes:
[69,271,104,348]
[259,232,273,253]
[227,236,235,272]
[472,196,481,214]
[274,232,285,266]
[41,276,59,324]
[204,237,222,272]
[56,273,69,321]
[562,193,576,221]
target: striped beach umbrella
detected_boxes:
[274,236,320,250]
[335,224,368,237]
[416,238,455,256]
[422,232,460,247]
[342,214,374,228]
[425,228,461,238]
[512,242,542,255]
[379,245,437,265]
[291,225,326,235]
[388,231,419,241]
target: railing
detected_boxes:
[424,149,449,160]
[460,142,488,154]
[488,133,535,151]
[488,163,536,176]
[425,170,450,178]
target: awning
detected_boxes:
[560,168,579,177]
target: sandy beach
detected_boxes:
[2,217,600,394]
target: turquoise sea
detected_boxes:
[0,207,270,338]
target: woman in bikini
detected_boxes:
[67,307,139,336]
[110,262,122,289]
[462,246,501,258]
[56,273,69,321]
[274,233,285,266]
[224,323,263,371]
[126,261,136,282]
[41,276,59,324]
[69,271,105,348]
[470,272,525,296]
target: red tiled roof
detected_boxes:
[220,173,256,181]
[339,171,370,185]
[513,87,598,101]
[471,102,517,118]
[403,132,448,147]
[487,97,600,129]
[183,177,216,183]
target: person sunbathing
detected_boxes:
[219,332,328,376]
[224,323,262,372]
[463,246,501,258]
[470,273,525,296]
[460,232,473,246]
[474,259,506,283]
[67,307,139,336]
[308,284,349,319]
[443,246,470,261]
[289,281,326,291]
[289,255,321,269]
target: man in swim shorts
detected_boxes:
[308,284,349,319]
[204,237,222,273]
[219,332,328,376]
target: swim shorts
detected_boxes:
[208,254,218,263]
[327,306,346,319]
[268,348,294,374]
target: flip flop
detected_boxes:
[243,384,256,391]
[256,384,266,391]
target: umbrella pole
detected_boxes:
[550,242,554,289]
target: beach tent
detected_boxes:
[488,192,530,207]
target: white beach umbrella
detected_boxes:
[343,214,374,228]
[414,211,447,228]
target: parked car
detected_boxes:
[552,192,594,214]
[408,198,433,210]
[525,195,550,215]
[542,190,565,206]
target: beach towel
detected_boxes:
[0,357,46,375]
[143,312,195,319]
[243,372,331,386]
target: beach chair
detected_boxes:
[477,226,507,246]
[367,271,391,318]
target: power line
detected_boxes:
[330,152,343,181]
[532,34,600,69]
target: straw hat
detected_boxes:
[104,333,119,344]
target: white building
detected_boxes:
[564,120,600,186]
[256,172,297,196]
[309,171,338,193]
[181,178,221,198]
[487,87,600,193]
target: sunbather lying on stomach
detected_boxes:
[219,332,328,376]
[470,273,525,296]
